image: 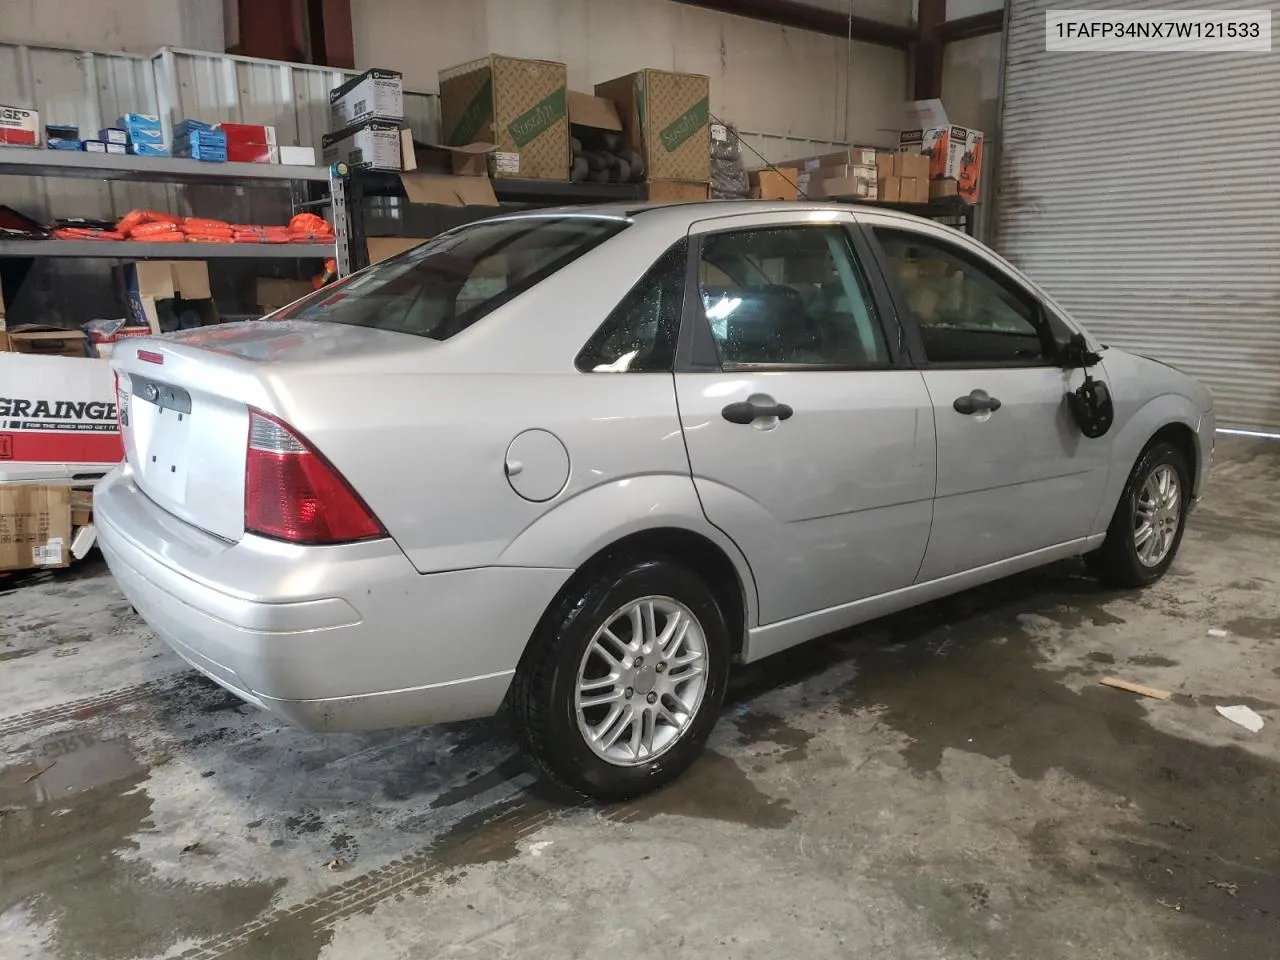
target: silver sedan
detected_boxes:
[96,201,1214,800]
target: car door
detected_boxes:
[673,211,936,629]
[862,217,1114,583]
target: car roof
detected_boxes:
[496,199,944,232]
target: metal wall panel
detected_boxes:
[738,131,852,168]
[996,0,1280,431]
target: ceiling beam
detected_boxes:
[672,0,914,49]
[937,9,1005,42]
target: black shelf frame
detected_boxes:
[340,169,643,272]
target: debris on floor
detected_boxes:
[1207,879,1239,897]
[325,858,347,872]
[1207,628,1228,638]
[1099,676,1172,700]
[1215,704,1265,733]
[23,760,57,783]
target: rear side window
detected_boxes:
[576,239,687,372]
[279,217,627,340]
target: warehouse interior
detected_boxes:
[1,2,1277,959]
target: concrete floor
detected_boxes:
[1,436,1277,960]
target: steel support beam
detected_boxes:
[938,9,1005,42]
[672,0,914,49]
[913,0,946,99]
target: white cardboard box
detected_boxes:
[322,121,402,171]
[0,354,122,482]
[329,68,404,129]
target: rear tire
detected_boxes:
[510,557,730,802]
[1087,441,1190,588]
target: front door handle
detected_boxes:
[721,400,795,425]
[953,389,1002,415]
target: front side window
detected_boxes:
[279,216,627,340]
[576,239,687,373]
[875,228,1049,365]
[696,225,889,368]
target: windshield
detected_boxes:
[277,216,628,339]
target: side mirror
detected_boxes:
[1057,332,1102,369]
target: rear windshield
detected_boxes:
[278,216,627,340]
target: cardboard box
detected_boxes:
[400,132,495,176]
[930,177,959,200]
[70,488,92,528]
[330,68,405,129]
[821,165,877,201]
[367,238,427,264]
[106,142,127,155]
[99,127,127,145]
[441,55,568,180]
[748,168,798,201]
[322,121,402,171]
[645,180,710,202]
[1,325,88,358]
[567,90,622,132]
[216,122,279,164]
[120,261,213,334]
[0,105,39,147]
[279,145,317,166]
[873,153,929,203]
[899,99,983,203]
[398,171,498,207]
[0,484,71,571]
[256,278,315,314]
[0,354,122,483]
[596,69,709,183]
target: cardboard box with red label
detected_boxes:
[898,99,984,203]
[0,104,40,147]
[0,354,122,483]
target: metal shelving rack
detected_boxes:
[335,167,644,273]
[0,146,339,261]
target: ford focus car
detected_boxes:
[96,201,1214,801]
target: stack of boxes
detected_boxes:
[173,120,228,162]
[119,113,167,157]
[220,123,278,164]
[875,152,931,203]
[97,128,129,155]
[323,68,406,172]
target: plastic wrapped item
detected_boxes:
[710,121,749,200]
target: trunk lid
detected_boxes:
[112,321,420,542]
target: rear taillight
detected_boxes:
[244,409,385,544]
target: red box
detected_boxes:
[218,122,277,146]
[225,142,278,164]
[0,105,39,147]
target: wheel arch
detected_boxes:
[499,476,758,656]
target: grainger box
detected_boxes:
[439,55,568,180]
[595,69,710,183]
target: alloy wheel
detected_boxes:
[574,596,709,766]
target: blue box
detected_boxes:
[82,139,107,153]
[99,127,127,145]
[47,138,83,151]
[174,130,227,162]
[174,118,213,140]
[130,142,169,157]
[118,113,160,130]
[46,123,79,139]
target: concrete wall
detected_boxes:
[352,0,911,145]
[0,0,224,53]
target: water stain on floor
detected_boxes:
[0,727,282,960]
[807,564,1280,960]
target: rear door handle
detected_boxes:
[953,389,1002,415]
[721,400,794,424]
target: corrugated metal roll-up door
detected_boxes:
[996,0,1280,431]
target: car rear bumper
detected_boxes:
[95,466,571,731]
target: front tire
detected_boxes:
[1087,441,1191,588]
[510,557,731,802]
